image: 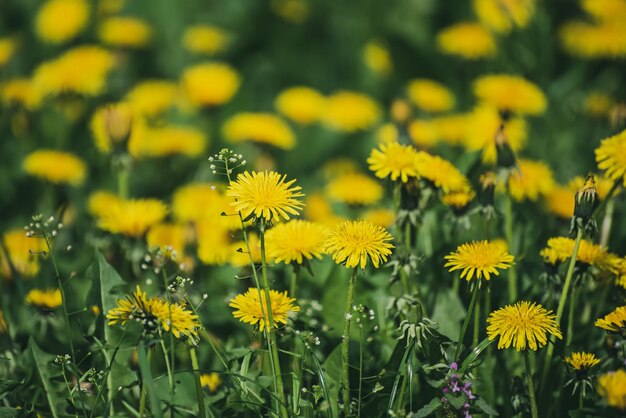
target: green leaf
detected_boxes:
[239,351,252,396]
[0,380,21,398]
[444,393,466,410]
[137,343,163,418]
[459,338,495,374]
[28,338,60,418]
[321,345,341,415]
[475,397,499,416]
[431,289,466,340]
[415,398,443,417]
[0,407,22,418]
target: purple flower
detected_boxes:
[451,381,461,392]
[463,411,472,418]
[450,362,458,371]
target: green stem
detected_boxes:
[138,348,152,418]
[190,346,207,418]
[505,194,518,303]
[159,339,174,416]
[567,286,578,346]
[290,264,300,300]
[579,388,583,409]
[117,163,129,199]
[341,268,358,416]
[473,290,481,347]
[599,197,615,247]
[357,326,363,418]
[524,351,539,418]
[454,281,480,361]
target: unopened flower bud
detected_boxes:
[103,103,132,145]
[574,174,599,220]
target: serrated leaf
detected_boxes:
[444,393,466,410]
[137,343,163,418]
[475,397,498,416]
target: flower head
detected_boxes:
[173,183,239,228]
[200,373,222,392]
[125,80,179,117]
[23,150,86,186]
[0,229,46,279]
[507,159,555,201]
[275,86,326,125]
[473,0,535,33]
[487,301,562,351]
[227,171,304,222]
[90,103,134,153]
[595,305,626,334]
[26,288,62,310]
[183,25,228,55]
[362,41,393,76]
[88,191,122,218]
[415,152,472,194]
[181,62,240,106]
[223,113,295,150]
[540,237,619,273]
[445,240,514,281]
[99,17,152,48]
[326,172,383,206]
[324,220,394,269]
[1,78,43,110]
[564,352,600,371]
[97,199,168,237]
[35,0,88,44]
[597,369,626,410]
[229,287,299,331]
[146,223,187,260]
[437,22,497,59]
[0,38,17,67]
[473,74,547,115]
[407,79,455,113]
[560,21,626,59]
[196,220,234,266]
[131,125,206,158]
[367,142,420,183]
[265,220,328,265]
[323,91,380,133]
[596,128,626,186]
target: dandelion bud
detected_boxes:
[494,124,516,169]
[574,174,599,220]
[103,103,132,145]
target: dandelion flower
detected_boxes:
[146,223,186,259]
[1,78,43,110]
[414,152,472,194]
[595,306,626,334]
[200,373,222,392]
[99,17,152,48]
[544,185,574,219]
[0,229,46,279]
[90,102,135,153]
[227,171,304,222]
[437,22,496,60]
[582,0,626,22]
[181,62,240,107]
[362,208,395,228]
[125,80,179,117]
[487,301,562,351]
[596,129,626,186]
[303,192,344,227]
[322,159,360,179]
[473,74,547,115]
[367,142,420,183]
[183,25,228,55]
[432,114,469,146]
[229,233,262,268]
[265,220,328,265]
[585,92,614,118]
[473,0,535,33]
[445,240,514,281]
[324,220,394,269]
[88,191,122,218]
[97,199,167,237]
[540,237,620,274]
[323,91,380,133]
[275,86,326,125]
[229,287,299,331]
[172,183,239,228]
[362,41,393,76]
[407,79,455,113]
[35,0,88,44]
[597,369,626,410]
[196,220,233,266]
[442,190,476,211]
[130,125,206,158]
[26,288,62,310]
[23,150,86,186]
[326,173,383,206]
[223,113,295,150]
[408,119,439,148]
[507,159,555,202]
[564,352,600,371]
[0,38,16,68]
[560,21,626,59]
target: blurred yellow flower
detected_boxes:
[362,208,395,228]
[367,142,420,183]
[507,159,555,202]
[223,113,295,150]
[0,38,16,67]
[230,232,262,268]
[473,0,535,33]
[97,199,168,237]
[275,86,326,125]
[324,220,394,269]
[564,352,600,371]
[595,305,626,334]
[230,287,299,331]
[1,79,43,110]
[540,237,619,273]
[33,46,115,96]
[432,114,469,146]
[271,0,310,23]
[26,288,62,310]
[183,24,228,55]
[130,125,207,158]
[376,123,399,144]
[265,220,328,265]
[327,172,383,206]
[35,0,89,44]
[0,229,46,279]
[544,185,574,219]
[181,62,240,107]
[596,128,626,186]
[362,41,393,76]
[200,373,222,392]
[196,219,233,266]
[323,91,380,133]
[597,369,626,410]
[90,102,134,153]
[437,22,496,59]
[172,183,240,228]
[0,310,7,334]
[581,0,626,23]
[303,192,344,227]
[322,158,360,180]
[125,80,179,117]
[442,190,476,210]
[408,119,439,148]
[560,21,626,59]
[473,74,547,115]
[99,17,152,48]
[407,79,455,113]
[415,152,472,194]
[98,0,125,15]
[445,240,514,281]
[585,92,614,117]
[146,223,187,259]
[23,150,86,186]
[88,191,122,218]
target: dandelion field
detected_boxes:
[2,0,626,417]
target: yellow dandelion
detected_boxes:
[414,152,472,194]
[107,286,200,339]
[89,102,135,154]
[323,91,380,133]
[227,171,304,222]
[23,150,86,186]
[97,199,168,237]
[367,142,420,183]
[303,192,344,227]
[275,86,326,125]
[564,352,600,371]
[408,119,439,148]
[326,173,383,206]
[598,369,626,410]
[406,79,455,113]
[35,0,88,44]
[230,232,262,268]
[322,159,360,180]
[0,310,7,334]
[196,220,233,266]
[544,185,574,219]
[130,125,206,158]
[362,208,395,228]
[0,38,17,67]
[507,159,555,202]
[88,191,122,218]
[33,45,115,97]
[431,114,469,146]
[222,113,295,150]
[172,183,240,229]
[146,223,186,259]
[324,220,394,269]
[585,92,614,118]
[473,0,535,33]
[99,17,151,48]
[1,78,43,110]
[442,190,476,210]
[437,22,497,60]
[540,237,620,273]
[200,373,222,392]
[125,80,179,117]
[376,123,399,145]
[560,21,626,59]
[445,240,514,281]
[486,301,562,351]
[181,62,240,107]
[582,0,626,21]
[265,220,328,265]
[596,128,626,186]
[568,175,617,201]
[362,41,393,76]
[473,74,547,115]
[595,306,626,334]
[0,229,46,279]
[26,288,62,310]
[229,287,299,331]
[183,24,228,55]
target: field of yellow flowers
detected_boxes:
[2,0,626,417]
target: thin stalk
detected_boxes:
[161,270,176,418]
[599,198,615,247]
[290,264,300,300]
[138,348,152,418]
[505,194,518,303]
[567,286,578,346]
[190,346,207,418]
[523,351,539,418]
[159,339,174,416]
[579,389,583,409]
[341,268,358,416]
[473,290,481,347]
[117,162,129,199]
[454,282,480,361]
[357,326,363,418]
